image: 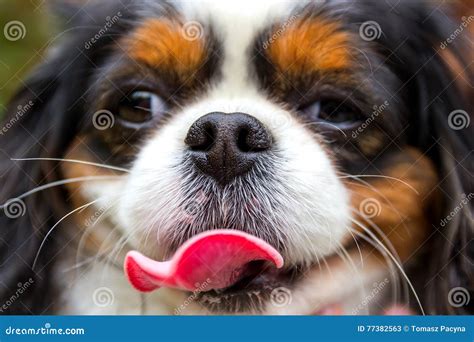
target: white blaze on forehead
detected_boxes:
[176,0,303,94]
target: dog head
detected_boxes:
[0,0,472,314]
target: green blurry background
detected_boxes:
[0,0,55,116]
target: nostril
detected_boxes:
[195,125,215,152]
[185,122,216,152]
[236,124,272,153]
[237,128,252,153]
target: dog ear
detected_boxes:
[370,3,474,314]
[0,58,63,313]
[49,0,119,25]
[0,49,81,313]
[0,0,140,312]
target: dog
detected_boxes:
[0,0,472,315]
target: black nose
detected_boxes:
[185,112,273,185]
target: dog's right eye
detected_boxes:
[117,91,166,125]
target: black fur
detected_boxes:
[347,1,473,315]
[0,0,140,313]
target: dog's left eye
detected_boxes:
[299,100,361,129]
[117,91,166,125]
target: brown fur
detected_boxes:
[125,18,206,78]
[345,148,439,262]
[266,19,354,76]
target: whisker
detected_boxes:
[62,255,105,273]
[342,219,364,267]
[349,207,400,264]
[12,157,130,173]
[299,121,348,137]
[347,227,403,308]
[333,241,370,311]
[32,198,101,270]
[75,199,118,269]
[350,216,424,314]
[0,176,119,207]
[338,174,419,195]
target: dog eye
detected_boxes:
[299,100,361,128]
[117,91,166,124]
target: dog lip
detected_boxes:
[194,262,301,313]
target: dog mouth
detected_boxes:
[195,260,302,313]
[124,230,303,312]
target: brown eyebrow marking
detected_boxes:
[124,18,206,76]
[266,18,354,76]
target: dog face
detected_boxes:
[0,0,472,315]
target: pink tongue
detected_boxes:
[124,230,284,292]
